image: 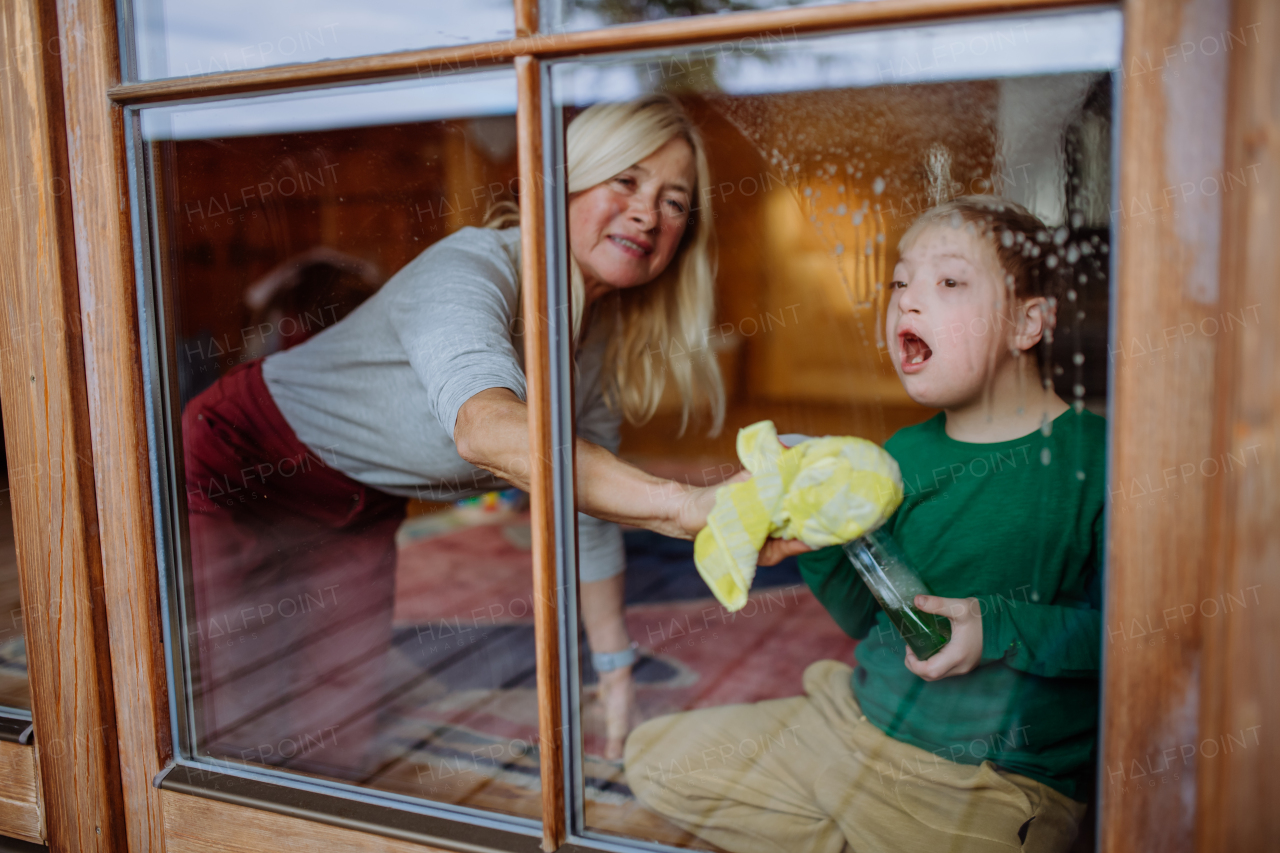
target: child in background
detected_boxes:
[626,196,1105,853]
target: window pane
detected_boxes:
[548,8,1118,849]
[550,0,845,34]
[129,0,515,81]
[0,409,30,716]
[141,70,552,821]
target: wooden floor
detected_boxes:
[182,510,769,850]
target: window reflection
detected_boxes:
[551,9,1117,849]
[145,71,561,818]
[130,0,515,81]
[0,411,30,715]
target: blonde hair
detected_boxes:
[487,95,724,436]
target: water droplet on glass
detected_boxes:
[835,243,844,255]
[1078,274,1088,284]
[1040,412,1053,437]
[876,233,885,243]
[872,177,886,195]
[1001,231,1014,247]
[852,211,864,225]
[1077,310,1086,320]
[1071,211,1085,228]
[1040,447,1052,466]
[1076,469,1086,480]
[1067,289,1077,301]
[1046,255,1059,269]
[1073,352,1085,366]
[1066,245,1080,264]
[838,185,846,194]
[1073,383,1086,397]
[803,187,812,197]
[836,204,847,215]
[1073,399,1085,413]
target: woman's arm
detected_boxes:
[455,387,715,539]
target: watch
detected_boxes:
[591,641,640,674]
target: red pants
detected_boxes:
[182,359,406,779]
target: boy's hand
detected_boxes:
[903,595,983,681]
[758,537,811,566]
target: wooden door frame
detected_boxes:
[0,0,1271,850]
[0,0,128,848]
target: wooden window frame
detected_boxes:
[0,0,1272,850]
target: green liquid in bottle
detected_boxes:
[843,529,952,661]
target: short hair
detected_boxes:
[898,195,1056,303]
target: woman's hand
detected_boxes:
[599,667,636,761]
[668,472,813,565]
[667,469,748,539]
[903,595,983,681]
[580,575,638,760]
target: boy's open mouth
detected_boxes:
[899,331,933,371]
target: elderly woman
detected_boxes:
[183,95,778,777]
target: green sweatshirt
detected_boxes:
[798,408,1106,799]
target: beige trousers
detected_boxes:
[625,661,1087,853]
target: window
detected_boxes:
[2,0,1268,848]
[549,0,842,33]
[547,9,1118,847]
[124,4,1123,846]
[138,68,573,831]
[129,0,517,80]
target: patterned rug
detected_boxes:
[372,510,858,827]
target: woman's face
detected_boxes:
[567,136,696,301]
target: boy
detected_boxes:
[625,196,1105,853]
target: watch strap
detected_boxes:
[591,642,640,673]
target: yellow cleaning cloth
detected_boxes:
[692,420,903,611]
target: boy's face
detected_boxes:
[885,222,1028,410]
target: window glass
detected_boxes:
[129,0,515,81]
[550,0,846,35]
[0,409,30,717]
[547,9,1118,848]
[141,70,554,821]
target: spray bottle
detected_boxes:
[842,528,952,660]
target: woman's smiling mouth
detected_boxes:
[899,331,933,373]
[608,234,652,257]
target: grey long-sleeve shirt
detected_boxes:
[263,226,624,581]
